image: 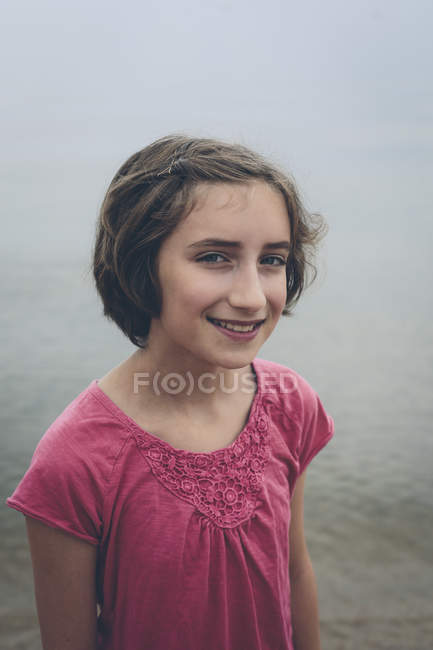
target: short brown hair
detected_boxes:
[92,133,328,347]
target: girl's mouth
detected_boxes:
[206,317,265,341]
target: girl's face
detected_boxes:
[149,181,291,372]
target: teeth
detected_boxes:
[211,319,258,332]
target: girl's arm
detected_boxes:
[25,516,98,650]
[289,470,322,650]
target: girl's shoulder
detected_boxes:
[6,379,138,544]
[255,357,334,468]
[254,357,320,408]
[6,380,133,545]
[27,380,133,485]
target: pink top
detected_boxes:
[6,357,334,650]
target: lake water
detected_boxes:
[1,241,432,649]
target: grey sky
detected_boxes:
[1,0,432,321]
[2,0,432,153]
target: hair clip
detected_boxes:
[156,158,177,177]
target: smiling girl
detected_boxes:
[6,134,334,650]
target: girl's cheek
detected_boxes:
[274,288,288,312]
[268,275,287,297]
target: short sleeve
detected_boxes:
[6,394,108,546]
[296,377,335,477]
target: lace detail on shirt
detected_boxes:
[134,408,270,528]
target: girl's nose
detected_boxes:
[227,266,267,312]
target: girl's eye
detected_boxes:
[197,253,227,264]
[196,253,288,266]
[261,255,287,266]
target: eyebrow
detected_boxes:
[187,238,290,251]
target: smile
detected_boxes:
[206,317,265,332]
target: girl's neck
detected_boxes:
[127,348,256,411]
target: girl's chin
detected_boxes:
[207,349,259,368]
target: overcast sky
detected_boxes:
[2,0,432,156]
[1,0,432,319]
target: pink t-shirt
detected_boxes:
[6,357,334,650]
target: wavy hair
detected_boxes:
[92,133,328,347]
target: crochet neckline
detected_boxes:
[91,358,264,458]
[91,358,270,528]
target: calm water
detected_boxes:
[1,252,433,649]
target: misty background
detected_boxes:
[1,1,432,648]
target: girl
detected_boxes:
[6,134,334,650]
